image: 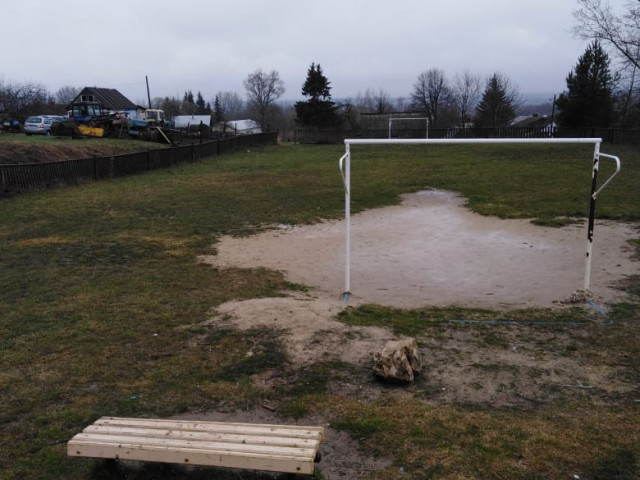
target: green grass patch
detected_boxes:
[337,304,596,337]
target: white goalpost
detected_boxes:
[388,117,429,139]
[338,138,621,301]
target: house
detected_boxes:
[173,115,212,128]
[510,113,557,136]
[510,113,553,128]
[224,119,261,135]
[68,87,141,118]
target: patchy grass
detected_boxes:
[0,142,638,479]
[301,396,639,480]
[337,304,600,337]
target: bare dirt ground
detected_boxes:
[204,189,637,309]
[190,190,639,479]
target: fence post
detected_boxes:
[190,142,194,162]
[109,156,114,179]
[93,156,97,181]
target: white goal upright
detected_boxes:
[338,138,621,301]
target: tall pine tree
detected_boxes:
[295,63,337,128]
[474,73,517,128]
[556,41,615,128]
[213,95,223,123]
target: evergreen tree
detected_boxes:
[302,62,331,101]
[195,91,207,114]
[556,41,615,128]
[474,73,517,128]
[182,90,196,114]
[295,63,337,128]
[213,95,223,123]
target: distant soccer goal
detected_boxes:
[338,138,621,301]
[388,117,429,139]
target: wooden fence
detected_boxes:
[294,127,640,144]
[0,132,277,197]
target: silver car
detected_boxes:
[24,116,65,135]
[24,116,54,135]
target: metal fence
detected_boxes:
[0,132,277,197]
[294,127,640,144]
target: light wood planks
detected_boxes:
[67,416,325,475]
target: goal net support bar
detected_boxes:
[338,138,621,300]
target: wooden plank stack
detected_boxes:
[67,416,325,475]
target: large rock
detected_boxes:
[373,338,422,383]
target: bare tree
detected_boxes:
[410,68,453,127]
[0,81,48,114]
[159,96,182,118]
[243,69,285,129]
[573,0,640,69]
[215,91,246,121]
[373,89,393,114]
[55,86,80,105]
[452,70,482,126]
[354,88,376,113]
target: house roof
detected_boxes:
[227,119,260,131]
[173,115,212,127]
[73,87,138,111]
[511,114,552,127]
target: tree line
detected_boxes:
[293,0,639,131]
[2,0,638,133]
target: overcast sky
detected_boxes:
[1,0,628,105]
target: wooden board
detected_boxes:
[67,417,324,475]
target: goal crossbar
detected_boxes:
[338,138,621,300]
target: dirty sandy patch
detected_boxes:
[202,189,638,309]
[210,293,396,369]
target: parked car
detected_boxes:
[1,118,22,133]
[24,116,56,136]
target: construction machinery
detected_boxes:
[51,100,173,143]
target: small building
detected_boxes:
[67,87,143,121]
[173,115,212,128]
[69,87,139,115]
[510,114,553,128]
[510,114,557,137]
[224,119,261,135]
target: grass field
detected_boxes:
[0,141,638,479]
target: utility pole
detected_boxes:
[550,94,556,138]
[146,75,152,109]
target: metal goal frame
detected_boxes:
[338,138,621,300]
[388,117,429,139]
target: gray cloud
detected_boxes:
[1,0,627,103]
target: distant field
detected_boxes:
[0,142,638,480]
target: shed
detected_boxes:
[173,115,212,128]
[226,119,262,135]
